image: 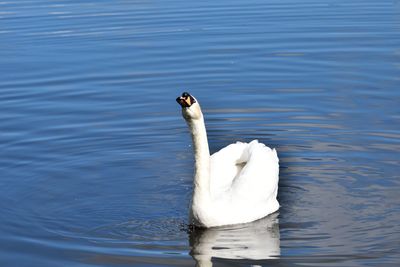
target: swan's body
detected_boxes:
[177,92,279,228]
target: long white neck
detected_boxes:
[186,113,211,203]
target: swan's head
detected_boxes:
[176,92,202,120]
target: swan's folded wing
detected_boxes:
[210,140,280,223]
[209,141,248,196]
[230,140,279,205]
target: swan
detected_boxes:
[176,92,279,228]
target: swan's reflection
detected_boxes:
[189,213,280,267]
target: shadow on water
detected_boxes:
[188,213,280,267]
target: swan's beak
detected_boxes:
[176,92,196,108]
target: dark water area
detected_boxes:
[1,0,400,266]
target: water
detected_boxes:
[1,0,399,266]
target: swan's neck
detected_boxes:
[187,115,211,202]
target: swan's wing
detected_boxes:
[209,140,280,225]
[209,141,248,196]
[231,140,279,205]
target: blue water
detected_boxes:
[1,0,399,266]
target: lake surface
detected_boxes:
[1,0,399,266]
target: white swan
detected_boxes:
[176,92,279,228]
